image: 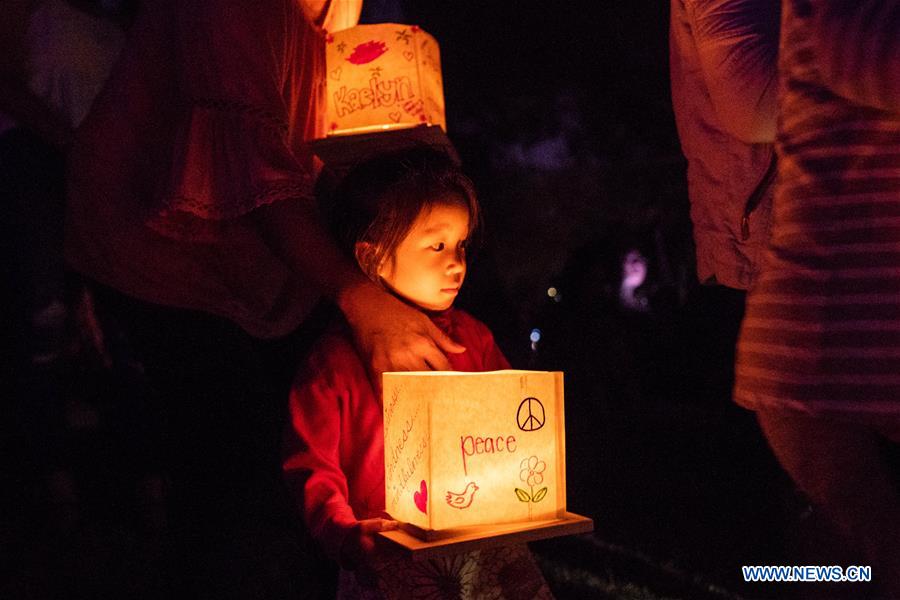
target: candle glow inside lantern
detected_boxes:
[383,370,566,540]
[324,24,446,136]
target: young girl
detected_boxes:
[283,149,553,599]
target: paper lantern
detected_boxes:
[383,370,566,540]
[324,24,446,136]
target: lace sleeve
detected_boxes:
[147,0,320,241]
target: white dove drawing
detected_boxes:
[445,482,479,509]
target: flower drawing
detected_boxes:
[519,456,546,487]
[515,455,549,505]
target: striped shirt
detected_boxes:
[734,0,900,414]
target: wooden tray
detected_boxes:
[377,511,593,561]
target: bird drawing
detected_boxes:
[445,482,479,509]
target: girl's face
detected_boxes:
[377,199,469,311]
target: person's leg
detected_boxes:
[1,128,74,523]
[756,408,900,598]
[90,283,334,598]
[0,128,67,363]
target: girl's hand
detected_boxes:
[337,280,466,382]
[340,518,399,571]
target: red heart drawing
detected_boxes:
[414,480,427,514]
[388,111,402,123]
[403,51,414,61]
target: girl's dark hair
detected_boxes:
[325,148,480,281]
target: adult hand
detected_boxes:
[337,279,466,381]
[253,200,465,381]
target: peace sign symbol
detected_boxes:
[516,397,546,432]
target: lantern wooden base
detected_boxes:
[310,124,459,173]
[377,511,593,561]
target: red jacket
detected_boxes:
[283,308,510,560]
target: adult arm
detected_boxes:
[686,0,780,143]
[297,0,362,32]
[808,0,900,111]
[254,200,465,375]
[170,0,463,376]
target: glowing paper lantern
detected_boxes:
[324,24,446,136]
[383,370,566,540]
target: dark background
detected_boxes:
[1,1,868,599]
